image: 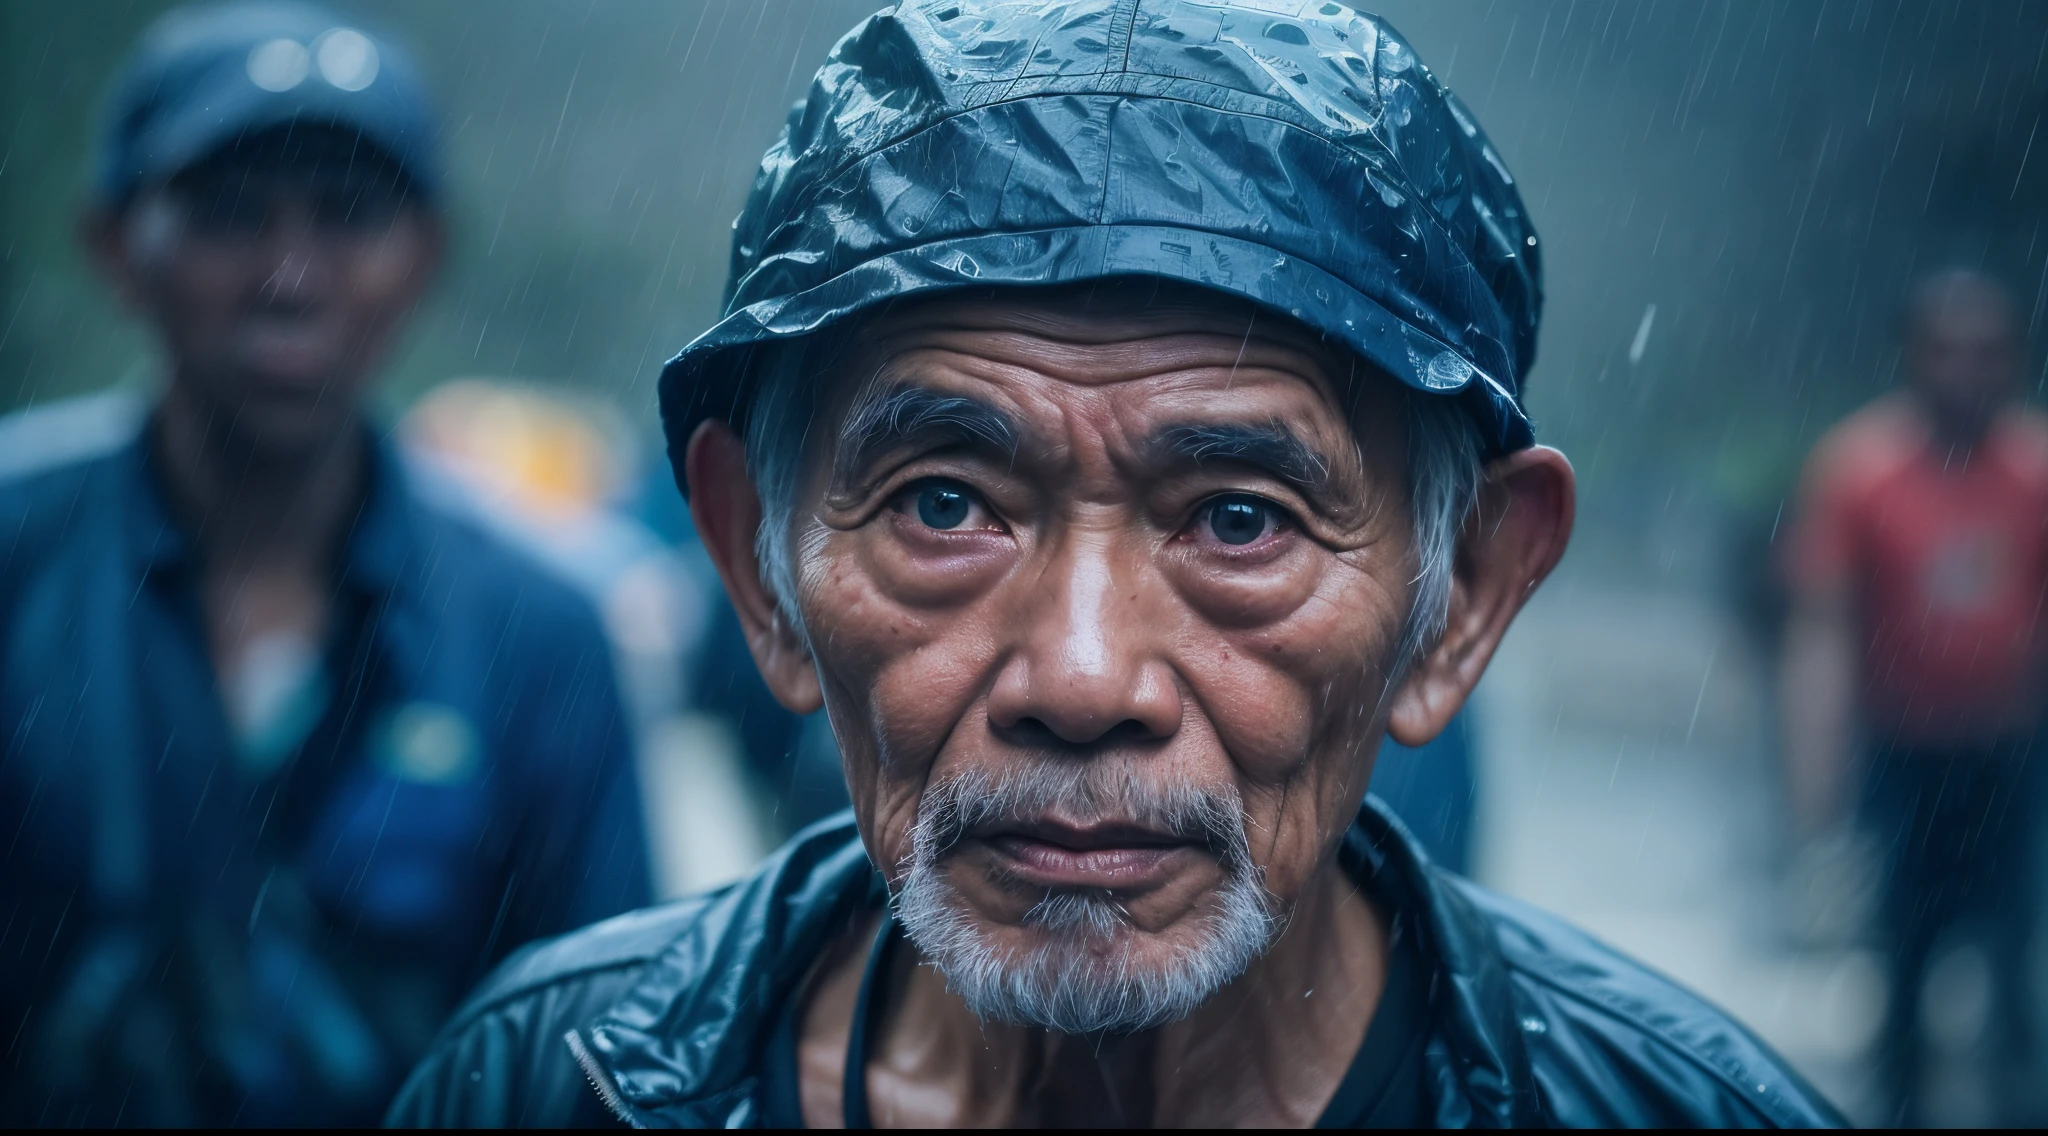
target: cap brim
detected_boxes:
[120,71,438,202]
[658,224,1531,498]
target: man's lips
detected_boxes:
[234,318,347,386]
[975,820,1201,889]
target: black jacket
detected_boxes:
[387,803,1843,1128]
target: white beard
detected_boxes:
[891,764,1278,1035]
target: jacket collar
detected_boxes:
[574,800,1541,1128]
[114,413,421,601]
[1351,801,1545,1127]
[111,415,442,696]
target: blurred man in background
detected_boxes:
[0,3,647,1124]
[1782,267,2046,1125]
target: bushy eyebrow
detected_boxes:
[832,384,1021,490]
[1149,421,1333,498]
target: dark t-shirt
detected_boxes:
[1315,912,1428,1127]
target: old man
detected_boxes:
[391,1,1842,1127]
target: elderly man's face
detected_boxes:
[809,296,1413,1023]
[689,289,1569,1032]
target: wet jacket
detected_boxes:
[388,803,1845,1128]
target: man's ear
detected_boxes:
[398,209,449,300]
[685,418,824,715]
[78,207,145,311]
[1387,445,1575,746]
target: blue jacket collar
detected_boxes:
[115,416,421,601]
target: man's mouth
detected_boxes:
[976,819,1201,889]
[234,316,345,387]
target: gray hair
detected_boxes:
[741,333,1486,676]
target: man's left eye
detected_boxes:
[1203,494,1281,546]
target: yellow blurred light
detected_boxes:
[403,380,629,515]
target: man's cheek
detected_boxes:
[858,569,1015,762]
[867,648,992,775]
[154,263,238,347]
[805,551,998,831]
[1168,546,1324,630]
[860,769,928,883]
[1240,781,1339,899]
[1187,614,1391,784]
[350,242,430,326]
[804,565,955,721]
[853,519,1015,609]
[1183,642,1318,784]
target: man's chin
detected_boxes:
[891,763,1279,1032]
[895,875,1278,1035]
[983,904,1177,965]
[206,392,356,460]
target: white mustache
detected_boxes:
[907,762,1253,875]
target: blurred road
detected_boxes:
[1471,548,1900,1125]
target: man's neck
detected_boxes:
[1913,394,2002,464]
[153,380,365,574]
[803,857,1386,1127]
[152,378,367,690]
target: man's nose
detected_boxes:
[985,536,1182,747]
[257,207,335,305]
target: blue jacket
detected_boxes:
[0,394,650,1126]
[387,804,1845,1128]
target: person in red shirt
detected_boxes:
[1782,268,2047,1124]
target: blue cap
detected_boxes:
[95,1,441,206]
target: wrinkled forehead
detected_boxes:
[806,283,1400,472]
[848,281,1350,378]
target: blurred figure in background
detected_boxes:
[1369,710,1479,875]
[686,597,857,838]
[0,3,646,1125]
[401,381,779,899]
[1781,268,2046,1125]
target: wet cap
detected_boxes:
[95,1,440,207]
[659,0,1544,491]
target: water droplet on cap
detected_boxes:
[314,28,380,92]
[1423,351,1474,390]
[247,38,309,92]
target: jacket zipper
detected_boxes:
[564,1028,643,1129]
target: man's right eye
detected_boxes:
[913,481,974,530]
[188,199,271,237]
[1196,493,1286,548]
